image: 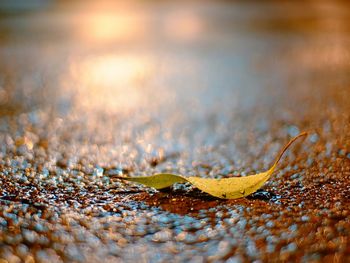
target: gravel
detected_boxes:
[0,0,349,262]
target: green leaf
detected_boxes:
[116,173,187,189]
[115,132,307,199]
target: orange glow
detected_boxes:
[82,55,152,85]
[164,10,203,42]
[70,54,154,112]
[79,12,146,43]
[71,1,147,44]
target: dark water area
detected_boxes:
[0,0,349,262]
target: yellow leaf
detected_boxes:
[115,132,307,199]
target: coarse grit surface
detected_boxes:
[0,1,349,262]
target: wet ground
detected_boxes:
[0,0,350,262]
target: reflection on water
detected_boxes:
[77,9,147,44]
[0,0,349,125]
[70,54,154,112]
[164,9,204,42]
[0,0,349,118]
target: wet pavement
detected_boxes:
[0,0,350,262]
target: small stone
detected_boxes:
[301,216,310,222]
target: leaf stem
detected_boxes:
[272,132,308,167]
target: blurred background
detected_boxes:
[1,0,349,115]
[0,0,350,262]
[1,0,349,170]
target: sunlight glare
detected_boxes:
[70,54,154,112]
